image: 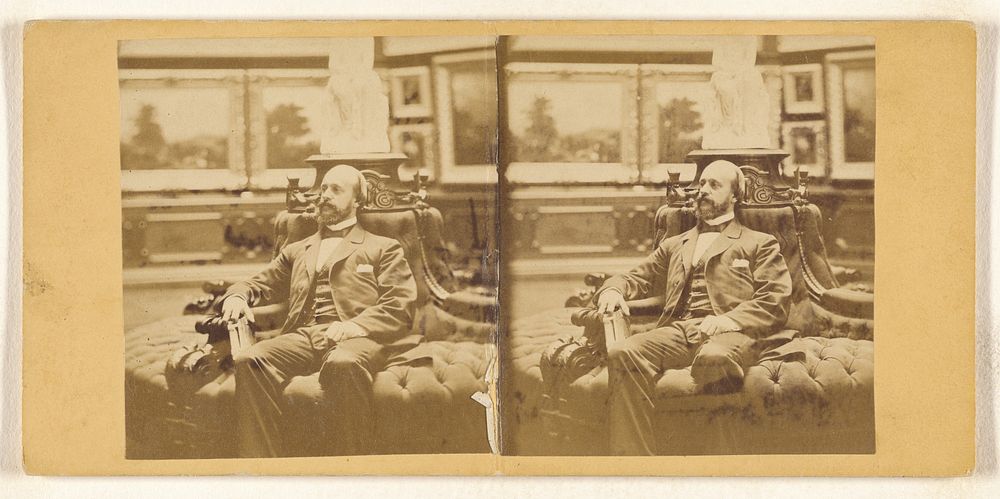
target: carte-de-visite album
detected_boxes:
[21,20,976,476]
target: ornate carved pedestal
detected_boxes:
[282,152,433,214]
[304,152,408,192]
[683,148,803,207]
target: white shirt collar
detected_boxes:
[326,216,357,233]
[316,217,357,272]
[703,211,735,227]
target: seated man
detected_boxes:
[219,164,427,458]
[595,159,793,455]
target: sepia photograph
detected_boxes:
[500,35,876,456]
[18,18,980,478]
[119,32,877,460]
[121,36,499,459]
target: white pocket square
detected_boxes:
[731,259,750,269]
[356,264,374,273]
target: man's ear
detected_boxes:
[734,169,746,203]
[357,174,369,206]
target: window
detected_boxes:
[827,50,875,180]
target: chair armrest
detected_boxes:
[818,288,874,320]
[625,296,666,317]
[570,296,665,328]
[564,273,612,307]
[564,272,657,309]
[583,273,611,288]
[250,303,289,335]
[192,302,289,344]
[182,280,236,315]
[568,295,666,347]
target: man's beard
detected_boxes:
[315,202,350,226]
[695,196,731,221]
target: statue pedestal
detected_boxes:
[288,152,425,213]
[684,149,802,207]
[304,152,407,194]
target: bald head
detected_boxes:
[696,160,744,221]
[316,164,368,226]
[322,164,368,205]
[702,160,744,201]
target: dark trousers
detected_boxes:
[233,324,386,458]
[606,318,756,456]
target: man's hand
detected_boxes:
[324,321,367,344]
[220,296,255,324]
[596,288,630,316]
[698,315,741,337]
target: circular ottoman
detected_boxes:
[125,315,235,459]
[506,307,875,455]
[125,312,493,458]
[282,340,491,456]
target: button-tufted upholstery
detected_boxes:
[281,339,491,455]
[126,315,237,458]
[506,203,875,455]
[125,203,496,458]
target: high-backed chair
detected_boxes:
[506,165,874,456]
[125,172,497,458]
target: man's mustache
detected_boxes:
[308,200,342,218]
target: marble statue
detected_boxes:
[320,37,391,154]
[702,36,771,149]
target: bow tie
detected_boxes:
[697,222,724,233]
[320,227,350,239]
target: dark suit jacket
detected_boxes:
[599,219,792,338]
[225,224,425,359]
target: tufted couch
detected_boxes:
[505,197,875,456]
[125,178,497,458]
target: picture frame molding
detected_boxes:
[119,68,248,192]
[826,49,876,180]
[782,62,825,115]
[389,122,438,182]
[504,62,639,185]
[780,119,828,177]
[245,68,329,190]
[433,49,499,184]
[389,65,433,119]
[638,64,713,184]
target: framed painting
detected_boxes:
[390,66,432,118]
[782,63,825,115]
